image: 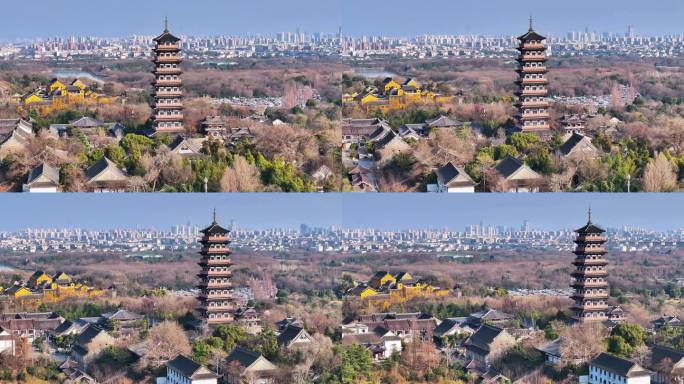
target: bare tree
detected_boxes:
[643,153,678,192]
[144,320,191,365]
[220,155,262,192]
[558,323,607,364]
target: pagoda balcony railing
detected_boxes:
[153,114,184,122]
[519,55,547,62]
[572,270,608,278]
[154,90,183,97]
[155,79,182,86]
[572,282,608,288]
[199,259,232,266]
[154,102,184,109]
[204,235,230,242]
[520,102,549,108]
[202,247,231,254]
[572,260,608,267]
[521,66,547,73]
[521,43,546,50]
[571,292,609,299]
[207,316,234,324]
[521,113,550,120]
[154,68,182,75]
[155,126,185,132]
[155,56,182,63]
[155,44,180,51]
[574,246,607,254]
[199,293,233,300]
[198,303,235,311]
[520,90,548,96]
[200,282,232,289]
[576,234,606,242]
[521,124,550,131]
[520,78,548,85]
[199,270,232,278]
[571,304,609,311]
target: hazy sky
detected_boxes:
[341,0,684,37]
[0,194,682,232]
[0,0,682,39]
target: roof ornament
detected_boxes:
[529,14,534,31]
[587,206,592,224]
[164,16,169,33]
[212,208,217,224]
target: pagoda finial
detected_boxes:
[529,14,534,31]
[212,208,217,224]
[164,16,169,32]
[587,206,592,224]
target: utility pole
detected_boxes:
[481,164,487,192]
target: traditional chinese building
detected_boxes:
[515,18,550,133]
[151,18,184,134]
[197,211,235,326]
[570,210,609,323]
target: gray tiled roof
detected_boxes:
[590,352,651,378]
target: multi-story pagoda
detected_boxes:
[570,209,609,323]
[197,211,235,325]
[151,18,184,134]
[515,17,550,133]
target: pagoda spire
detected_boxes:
[164,16,169,32]
[587,206,592,224]
[529,14,534,31]
[212,208,217,224]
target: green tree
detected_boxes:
[192,340,213,365]
[493,144,518,160]
[120,134,154,154]
[607,323,647,357]
[105,144,126,166]
[611,323,646,348]
[508,132,541,153]
[323,344,373,384]
[607,335,633,357]
[255,326,279,360]
[212,324,246,352]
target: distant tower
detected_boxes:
[515,17,550,133]
[197,210,235,326]
[570,209,609,323]
[151,17,184,134]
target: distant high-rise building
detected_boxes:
[515,17,550,133]
[197,210,235,326]
[570,209,609,323]
[151,18,184,134]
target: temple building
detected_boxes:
[151,18,184,135]
[515,18,550,133]
[570,210,609,323]
[197,211,235,326]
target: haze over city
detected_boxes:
[1,194,683,231]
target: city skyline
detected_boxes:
[0,0,683,40]
[1,194,683,232]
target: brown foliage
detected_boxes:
[220,155,262,192]
[143,320,191,365]
[643,152,678,192]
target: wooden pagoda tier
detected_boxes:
[197,213,236,325]
[515,18,550,133]
[570,211,610,323]
[151,20,184,135]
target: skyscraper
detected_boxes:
[197,210,235,325]
[570,209,609,322]
[515,17,550,133]
[151,18,184,134]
